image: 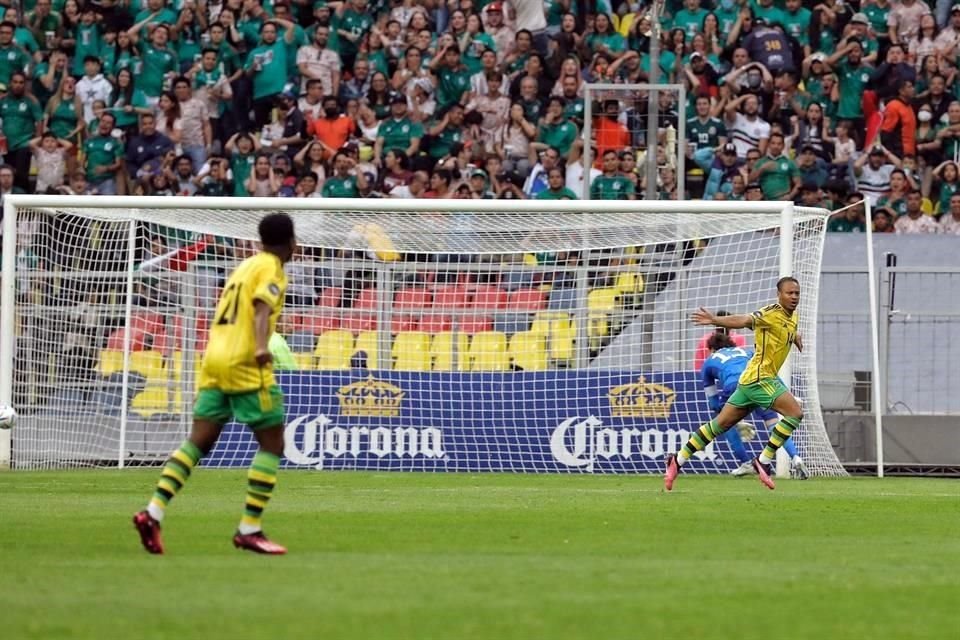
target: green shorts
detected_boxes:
[193,385,285,430]
[727,377,788,411]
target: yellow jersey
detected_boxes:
[738,303,798,385]
[198,252,288,393]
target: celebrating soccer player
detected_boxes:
[133,213,297,554]
[700,332,809,480]
[666,277,804,491]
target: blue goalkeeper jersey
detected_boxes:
[700,346,754,411]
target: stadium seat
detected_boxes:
[392,331,431,371]
[614,272,645,294]
[353,330,381,370]
[298,312,341,334]
[314,330,354,370]
[507,288,547,311]
[471,284,508,310]
[341,311,377,333]
[458,315,494,334]
[98,350,124,376]
[130,311,165,335]
[293,353,314,370]
[432,284,470,309]
[317,286,343,308]
[588,288,620,343]
[420,313,454,333]
[105,328,150,351]
[391,314,419,333]
[128,351,172,416]
[509,331,548,371]
[467,331,509,371]
[549,320,577,363]
[395,286,432,311]
[355,287,380,310]
[430,331,469,371]
[530,311,571,336]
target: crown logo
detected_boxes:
[336,376,405,417]
[608,377,675,418]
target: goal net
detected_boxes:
[1,196,845,476]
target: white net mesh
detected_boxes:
[4,198,844,476]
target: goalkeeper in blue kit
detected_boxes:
[700,332,809,479]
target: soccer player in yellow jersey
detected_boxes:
[133,213,297,555]
[665,277,804,491]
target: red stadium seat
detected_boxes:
[395,286,432,311]
[432,284,470,309]
[355,287,379,310]
[458,315,493,334]
[106,328,149,351]
[391,314,419,333]
[130,312,164,334]
[341,312,377,333]
[419,313,453,333]
[507,288,547,311]
[317,286,343,308]
[471,284,508,310]
[299,312,341,335]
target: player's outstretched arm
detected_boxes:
[691,307,754,329]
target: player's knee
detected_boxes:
[791,410,804,422]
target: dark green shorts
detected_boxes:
[727,377,788,410]
[193,385,285,430]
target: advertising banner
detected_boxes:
[205,371,751,473]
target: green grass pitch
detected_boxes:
[1,471,957,640]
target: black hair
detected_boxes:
[707,331,736,352]
[259,212,295,247]
[776,276,799,291]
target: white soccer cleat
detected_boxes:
[730,461,756,477]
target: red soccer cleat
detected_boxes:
[664,454,681,491]
[233,531,287,555]
[133,510,165,555]
[752,457,776,490]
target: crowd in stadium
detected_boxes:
[1,0,960,233]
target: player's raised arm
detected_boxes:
[691,307,754,329]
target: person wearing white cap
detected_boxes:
[847,12,879,63]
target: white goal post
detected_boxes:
[1,195,850,475]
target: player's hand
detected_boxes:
[255,349,273,366]
[691,307,715,326]
[794,333,804,352]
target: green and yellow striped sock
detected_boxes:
[678,419,725,464]
[147,441,202,521]
[239,451,280,535]
[760,416,802,462]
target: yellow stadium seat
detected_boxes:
[315,330,354,370]
[614,271,645,294]
[294,353,314,370]
[509,331,547,371]
[128,352,174,416]
[588,288,619,342]
[530,311,570,335]
[353,331,381,370]
[393,331,431,371]
[467,331,509,371]
[430,331,470,371]
[98,350,124,376]
[550,320,577,363]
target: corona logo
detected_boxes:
[336,376,405,417]
[608,377,675,418]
